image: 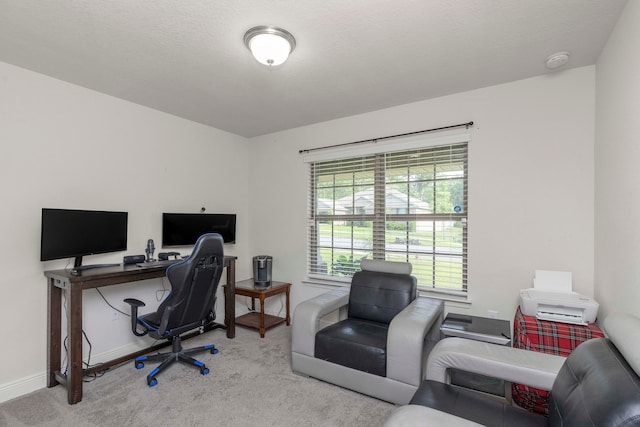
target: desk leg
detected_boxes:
[259,295,266,338]
[285,286,291,326]
[47,278,61,388]
[66,285,83,404]
[224,258,235,339]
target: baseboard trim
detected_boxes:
[0,342,149,403]
[0,372,46,404]
[87,342,149,367]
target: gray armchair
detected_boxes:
[384,313,640,426]
[291,260,444,405]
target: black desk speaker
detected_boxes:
[123,254,146,265]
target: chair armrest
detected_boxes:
[604,313,640,376]
[387,297,444,386]
[291,287,350,357]
[383,405,484,427]
[426,337,566,390]
[123,298,148,337]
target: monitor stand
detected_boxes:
[71,256,120,275]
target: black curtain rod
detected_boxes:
[298,121,474,155]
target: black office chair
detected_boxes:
[124,233,225,387]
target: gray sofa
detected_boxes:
[291,259,444,405]
[384,312,640,426]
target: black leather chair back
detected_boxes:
[549,337,640,427]
[348,270,417,324]
[155,233,224,337]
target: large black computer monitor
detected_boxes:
[40,208,128,268]
[162,213,236,246]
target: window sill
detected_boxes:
[418,288,471,305]
[303,277,471,305]
[302,277,350,290]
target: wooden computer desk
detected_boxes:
[45,256,236,405]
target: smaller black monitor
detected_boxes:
[40,208,128,268]
[162,213,236,246]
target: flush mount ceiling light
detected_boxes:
[545,51,570,70]
[244,26,296,66]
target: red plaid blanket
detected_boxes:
[512,306,604,415]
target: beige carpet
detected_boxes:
[0,325,395,426]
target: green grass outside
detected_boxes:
[316,222,464,290]
[319,222,463,248]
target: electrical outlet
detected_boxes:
[487,310,498,319]
[111,310,120,321]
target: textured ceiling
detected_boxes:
[0,0,627,137]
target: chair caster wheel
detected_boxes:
[147,377,158,387]
[211,348,219,355]
[135,361,145,369]
[200,366,210,375]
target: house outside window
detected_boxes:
[307,136,468,293]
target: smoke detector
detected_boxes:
[545,51,570,70]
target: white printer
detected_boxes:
[519,288,599,325]
[519,270,599,325]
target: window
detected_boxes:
[307,139,468,293]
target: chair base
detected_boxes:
[135,335,219,387]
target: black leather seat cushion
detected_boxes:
[410,380,547,427]
[315,318,388,376]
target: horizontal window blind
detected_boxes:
[308,141,468,292]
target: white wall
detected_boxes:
[1,35,617,403]
[595,1,640,320]
[0,61,252,400]
[248,66,596,320]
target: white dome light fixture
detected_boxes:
[244,26,296,67]
[545,51,570,70]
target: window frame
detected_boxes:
[305,133,469,293]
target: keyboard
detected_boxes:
[136,259,182,268]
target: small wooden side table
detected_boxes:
[224,279,291,338]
